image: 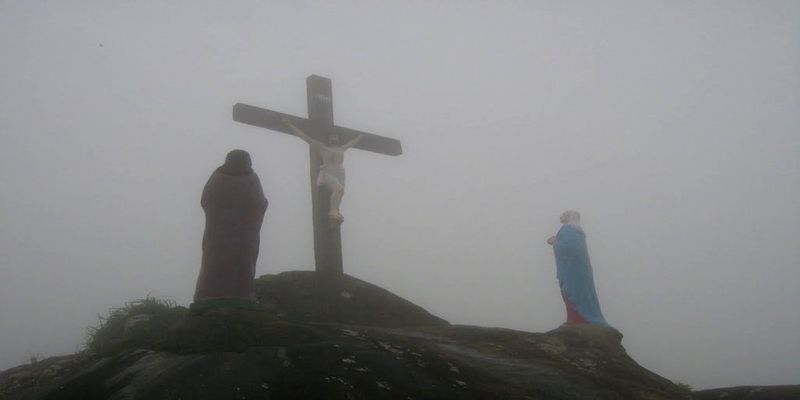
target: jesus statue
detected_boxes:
[283,118,362,222]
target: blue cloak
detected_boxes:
[553,224,608,325]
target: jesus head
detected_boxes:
[327,133,340,146]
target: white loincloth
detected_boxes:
[317,165,345,189]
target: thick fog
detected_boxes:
[1,1,798,390]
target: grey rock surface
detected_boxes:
[1,272,698,400]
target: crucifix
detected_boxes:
[232,75,402,277]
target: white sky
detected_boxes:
[1,1,798,390]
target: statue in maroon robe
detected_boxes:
[193,150,268,305]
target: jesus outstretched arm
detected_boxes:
[283,118,323,149]
[340,134,363,150]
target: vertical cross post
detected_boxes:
[306,75,342,276]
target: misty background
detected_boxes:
[1,1,798,390]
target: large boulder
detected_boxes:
[0,271,694,400]
[254,271,449,327]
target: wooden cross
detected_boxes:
[232,75,402,277]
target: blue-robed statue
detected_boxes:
[548,210,608,326]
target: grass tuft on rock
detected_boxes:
[83,295,327,356]
[85,296,187,355]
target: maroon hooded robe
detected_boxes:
[194,155,268,302]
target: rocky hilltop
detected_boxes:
[1,271,698,399]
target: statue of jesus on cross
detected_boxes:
[283,118,362,222]
[232,74,402,276]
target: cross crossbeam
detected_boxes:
[232,103,402,156]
